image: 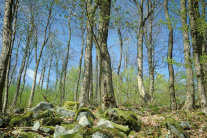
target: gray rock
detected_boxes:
[54,125,67,138]
[32,121,41,131]
[180,121,192,130]
[40,127,54,134]
[92,132,109,138]
[13,108,24,114]
[31,102,54,113]
[56,107,75,117]
[97,118,114,129]
[78,114,91,127]
[54,125,81,138]
[167,123,189,138]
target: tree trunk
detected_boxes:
[28,3,52,108]
[164,0,177,110]
[180,0,195,110]
[79,0,97,107]
[117,28,123,75]
[46,57,52,96]
[95,56,99,103]
[96,0,117,109]
[60,11,72,106]
[0,0,14,111]
[11,24,32,108]
[188,0,207,113]
[75,17,85,102]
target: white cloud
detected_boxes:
[26,68,41,83]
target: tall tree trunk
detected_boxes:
[0,0,14,111]
[95,55,99,103]
[201,0,207,93]
[79,0,98,107]
[3,1,19,112]
[46,57,52,96]
[60,10,72,106]
[180,0,195,110]
[40,64,47,90]
[11,23,32,108]
[144,1,154,102]
[96,0,117,109]
[188,0,207,113]
[117,28,123,75]
[164,0,177,110]
[28,3,52,108]
[75,17,85,102]
[19,46,32,105]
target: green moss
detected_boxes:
[75,108,94,120]
[62,123,77,129]
[60,133,83,138]
[111,122,130,134]
[42,125,55,131]
[36,110,56,119]
[63,101,80,110]
[103,108,141,132]
[42,117,62,126]
[15,131,40,138]
[162,118,184,133]
[86,127,127,138]
[9,112,34,127]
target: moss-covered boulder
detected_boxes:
[9,111,33,127]
[12,129,41,138]
[103,108,141,132]
[31,102,54,113]
[35,110,56,119]
[162,118,189,138]
[63,101,80,110]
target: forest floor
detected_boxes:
[0,102,207,137]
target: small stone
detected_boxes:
[32,121,41,131]
[92,132,109,138]
[54,125,67,138]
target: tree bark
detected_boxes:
[180,0,195,110]
[75,15,85,102]
[188,0,207,113]
[0,0,14,111]
[117,28,123,75]
[96,0,117,109]
[79,0,98,107]
[164,0,177,110]
[46,56,52,96]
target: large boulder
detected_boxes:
[163,118,189,138]
[31,102,54,113]
[103,108,141,132]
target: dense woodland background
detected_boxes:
[0,0,206,113]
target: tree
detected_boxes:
[180,0,195,110]
[132,0,155,103]
[96,0,117,109]
[164,0,177,110]
[188,0,207,113]
[79,0,98,107]
[0,0,14,111]
[28,1,54,108]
